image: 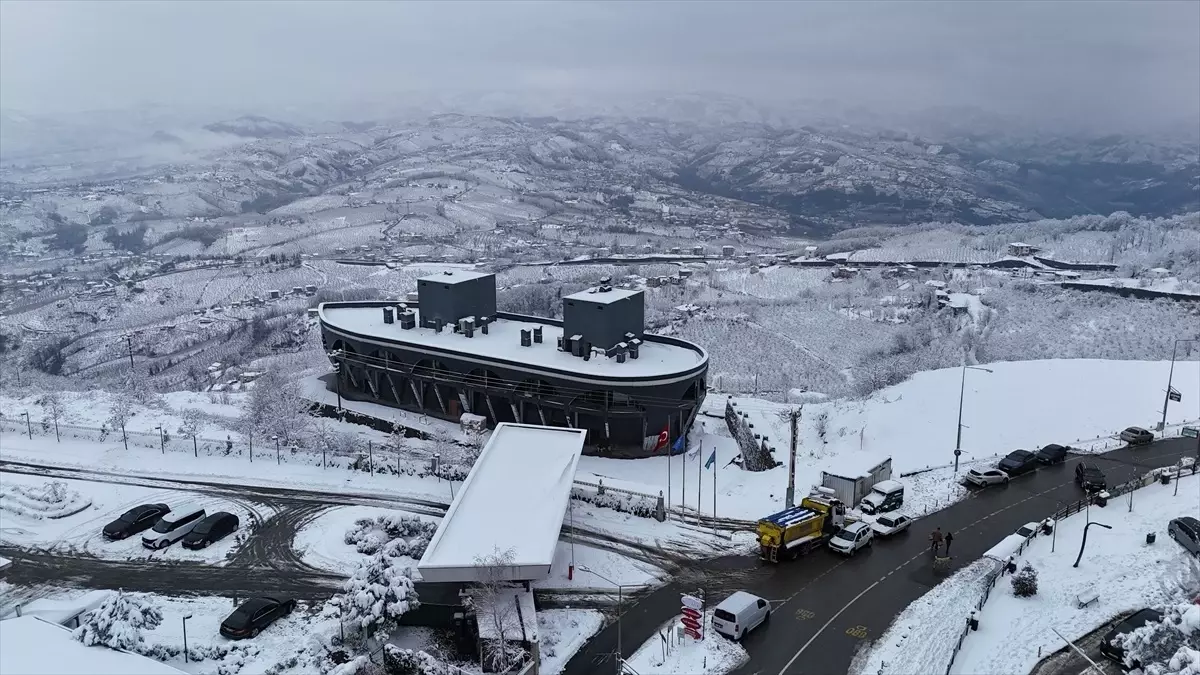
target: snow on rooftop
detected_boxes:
[321,306,704,378]
[0,616,188,675]
[417,424,586,583]
[418,269,491,284]
[562,286,642,305]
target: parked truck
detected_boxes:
[757,493,848,562]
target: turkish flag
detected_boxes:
[653,426,669,452]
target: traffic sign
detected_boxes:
[681,616,702,631]
[681,607,701,620]
[684,627,702,640]
[681,594,703,611]
[1169,389,1182,402]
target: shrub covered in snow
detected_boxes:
[332,553,420,643]
[1114,603,1200,675]
[383,645,462,675]
[0,480,92,520]
[1011,562,1038,597]
[72,591,163,652]
[343,513,437,559]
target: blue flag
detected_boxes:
[672,435,686,455]
[705,450,717,469]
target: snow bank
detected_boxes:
[950,473,1200,675]
[0,480,91,519]
[625,611,748,675]
[538,609,605,675]
[852,558,1003,675]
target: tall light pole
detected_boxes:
[579,566,625,675]
[1073,521,1112,568]
[155,425,164,454]
[955,364,993,472]
[21,411,31,440]
[1160,338,1198,435]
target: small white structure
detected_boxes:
[417,424,587,583]
[804,245,818,256]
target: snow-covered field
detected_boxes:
[951,472,1200,675]
[625,610,749,675]
[0,472,273,564]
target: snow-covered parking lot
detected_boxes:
[0,472,274,564]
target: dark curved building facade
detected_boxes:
[317,270,708,457]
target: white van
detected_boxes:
[711,591,770,640]
[142,505,206,549]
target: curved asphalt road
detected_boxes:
[564,436,1200,675]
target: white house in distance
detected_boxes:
[1007,242,1036,257]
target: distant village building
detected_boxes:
[804,245,819,257]
[722,245,736,258]
[692,245,705,256]
[831,266,859,279]
[1007,242,1036,257]
[643,244,653,254]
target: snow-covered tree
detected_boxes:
[333,552,420,643]
[177,408,203,455]
[41,391,65,442]
[1011,562,1038,597]
[1114,603,1200,674]
[242,370,311,446]
[383,645,462,675]
[72,590,163,652]
[468,547,527,672]
[106,394,134,450]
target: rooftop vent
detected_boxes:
[383,307,394,324]
[600,276,612,284]
[616,352,627,363]
[532,326,543,343]
[443,270,454,276]
[520,329,532,347]
[399,311,416,330]
[435,318,444,333]
[628,337,641,359]
[570,335,584,357]
[481,322,489,335]
[599,284,612,292]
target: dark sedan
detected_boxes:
[220,597,296,640]
[1099,608,1163,668]
[102,504,171,540]
[1169,517,1200,558]
[998,450,1039,477]
[181,512,239,550]
[1035,444,1069,464]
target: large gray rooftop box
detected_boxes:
[416,270,496,329]
[561,286,645,353]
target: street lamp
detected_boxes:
[272,435,280,465]
[955,364,994,472]
[21,411,31,440]
[1160,338,1198,435]
[155,425,164,454]
[182,614,193,662]
[579,566,626,675]
[1073,521,1112,568]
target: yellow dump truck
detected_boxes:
[757,495,848,562]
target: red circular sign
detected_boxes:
[681,607,701,620]
[680,616,702,630]
[684,627,702,640]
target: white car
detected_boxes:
[965,468,1010,487]
[871,513,913,537]
[141,505,205,549]
[1015,522,1040,539]
[828,521,874,556]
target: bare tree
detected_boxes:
[106,395,133,451]
[468,547,527,672]
[243,370,312,446]
[177,409,203,457]
[41,391,65,442]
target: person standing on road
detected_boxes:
[944,530,954,555]
[930,527,944,555]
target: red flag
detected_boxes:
[653,425,669,452]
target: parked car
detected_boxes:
[711,591,770,641]
[1075,463,1107,492]
[828,521,874,556]
[181,512,240,550]
[998,450,1039,476]
[1035,444,1069,465]
[1099,608,1164,668]
[1168,517,1200,558]
[220,597,296,640]
[859,480,905,515]
[141,505,205,549]
[1120,427,1154,445]
[102,503,170,540]
[965,468,1010,487]
[871,513,912,537]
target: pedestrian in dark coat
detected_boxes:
[944,530,954,555]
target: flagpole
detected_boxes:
[681,438,686,516]
[697,437,702,516]
[713,447,718,536]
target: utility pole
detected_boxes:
[955,364,993,473]
[125,334,135,370]
[786,408,800,508]
[1160,338,1196,434]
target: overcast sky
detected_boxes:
[1,0,1197,132]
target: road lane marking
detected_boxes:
[777,580,880,675]
[845,625,868,639]
[795,608,814,620]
